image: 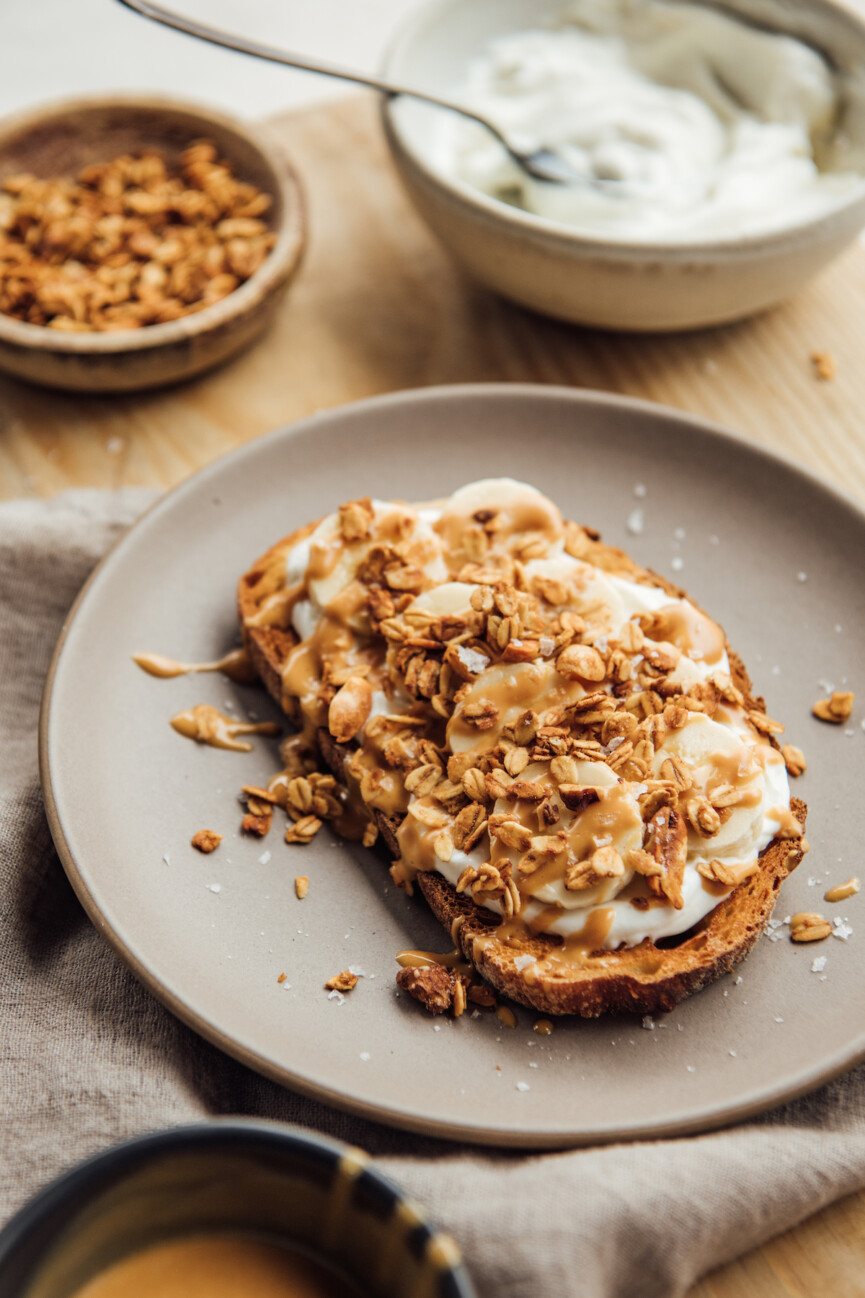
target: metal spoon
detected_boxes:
[116,0,581,185]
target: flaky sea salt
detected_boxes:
[514,954,536,972]
[642,1016,655,1031]
[811,956,828,973]
[258,850,271,865]
[455,644,489,675]
[516,1082,530,1092]
[206,883,221,894]
[360,1052,370,1062]
[671,556,684,572]
[626,508,644,536]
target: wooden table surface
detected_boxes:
[3,95,865,1295]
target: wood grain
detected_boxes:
[1,93,863,1294]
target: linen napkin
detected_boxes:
[3,489,865,1298]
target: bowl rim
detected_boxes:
[0,1119,476,1297]
[0,92,306,354]
[380,0,865,258]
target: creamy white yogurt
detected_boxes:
[434,0,864,241]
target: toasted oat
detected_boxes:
[461,700,499,730]
[242,811,272,837]
[790,912,832,942]
[191,829,221,853]
[326,971,358,992]
[696,858,740,888]
[434,831,454,863]
[241,784,278,804]
[338,498,374,542]
[781,744,807,777]
[564,845,624,891]
[295,875,309,899]
[813,691,854,724]
[811,350,836,381]
[284,815,322,844]
[362,821,379,849]
[825,877,860,903]
[277,972,287,984]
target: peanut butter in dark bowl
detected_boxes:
[68,1235,359,1298]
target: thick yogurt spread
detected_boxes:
[433,0,863,241]
[267,478,798,957]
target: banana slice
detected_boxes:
[447,661,586,753]
[305,503,447,631]
[658,714,765,857]
[491,760,642,910]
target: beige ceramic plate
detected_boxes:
[41,386,865,1148]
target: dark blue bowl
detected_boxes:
[0,1120,476,1298]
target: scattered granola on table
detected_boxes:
[191,829,221,854]
[790,912,832,943]
[325,971,358,993]
[810,350,837,381]
[825,878,860,904]
[0,141,274,331]
[812,690,854,723]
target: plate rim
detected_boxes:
[38,381,865,1149]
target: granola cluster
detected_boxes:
[0,141,274,331]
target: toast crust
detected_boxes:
[238,516,807,1017]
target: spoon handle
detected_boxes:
[117,0,495,137]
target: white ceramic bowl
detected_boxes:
[382,0,865,331]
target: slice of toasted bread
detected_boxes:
[238,521,806,1017]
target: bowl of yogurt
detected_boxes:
[382,0,865,330]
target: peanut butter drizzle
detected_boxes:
[349,739,409,819]
[528,907,616,979]
[396,949,472,975]
[246,582,304,629]
[651,601,726,665]
[448,662,584,753]
[496,783,641,899]
[281,612,376,738]
[434,488,563,572]
[704,746,762,808]
[768,804,804,839]
[170,704,280,752]
[395,804,441,878]
[133,647,257,684]
[496,1004,517,1028]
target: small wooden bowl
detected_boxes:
[0,95,305,392]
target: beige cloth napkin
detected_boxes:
[3,489,865,1298]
